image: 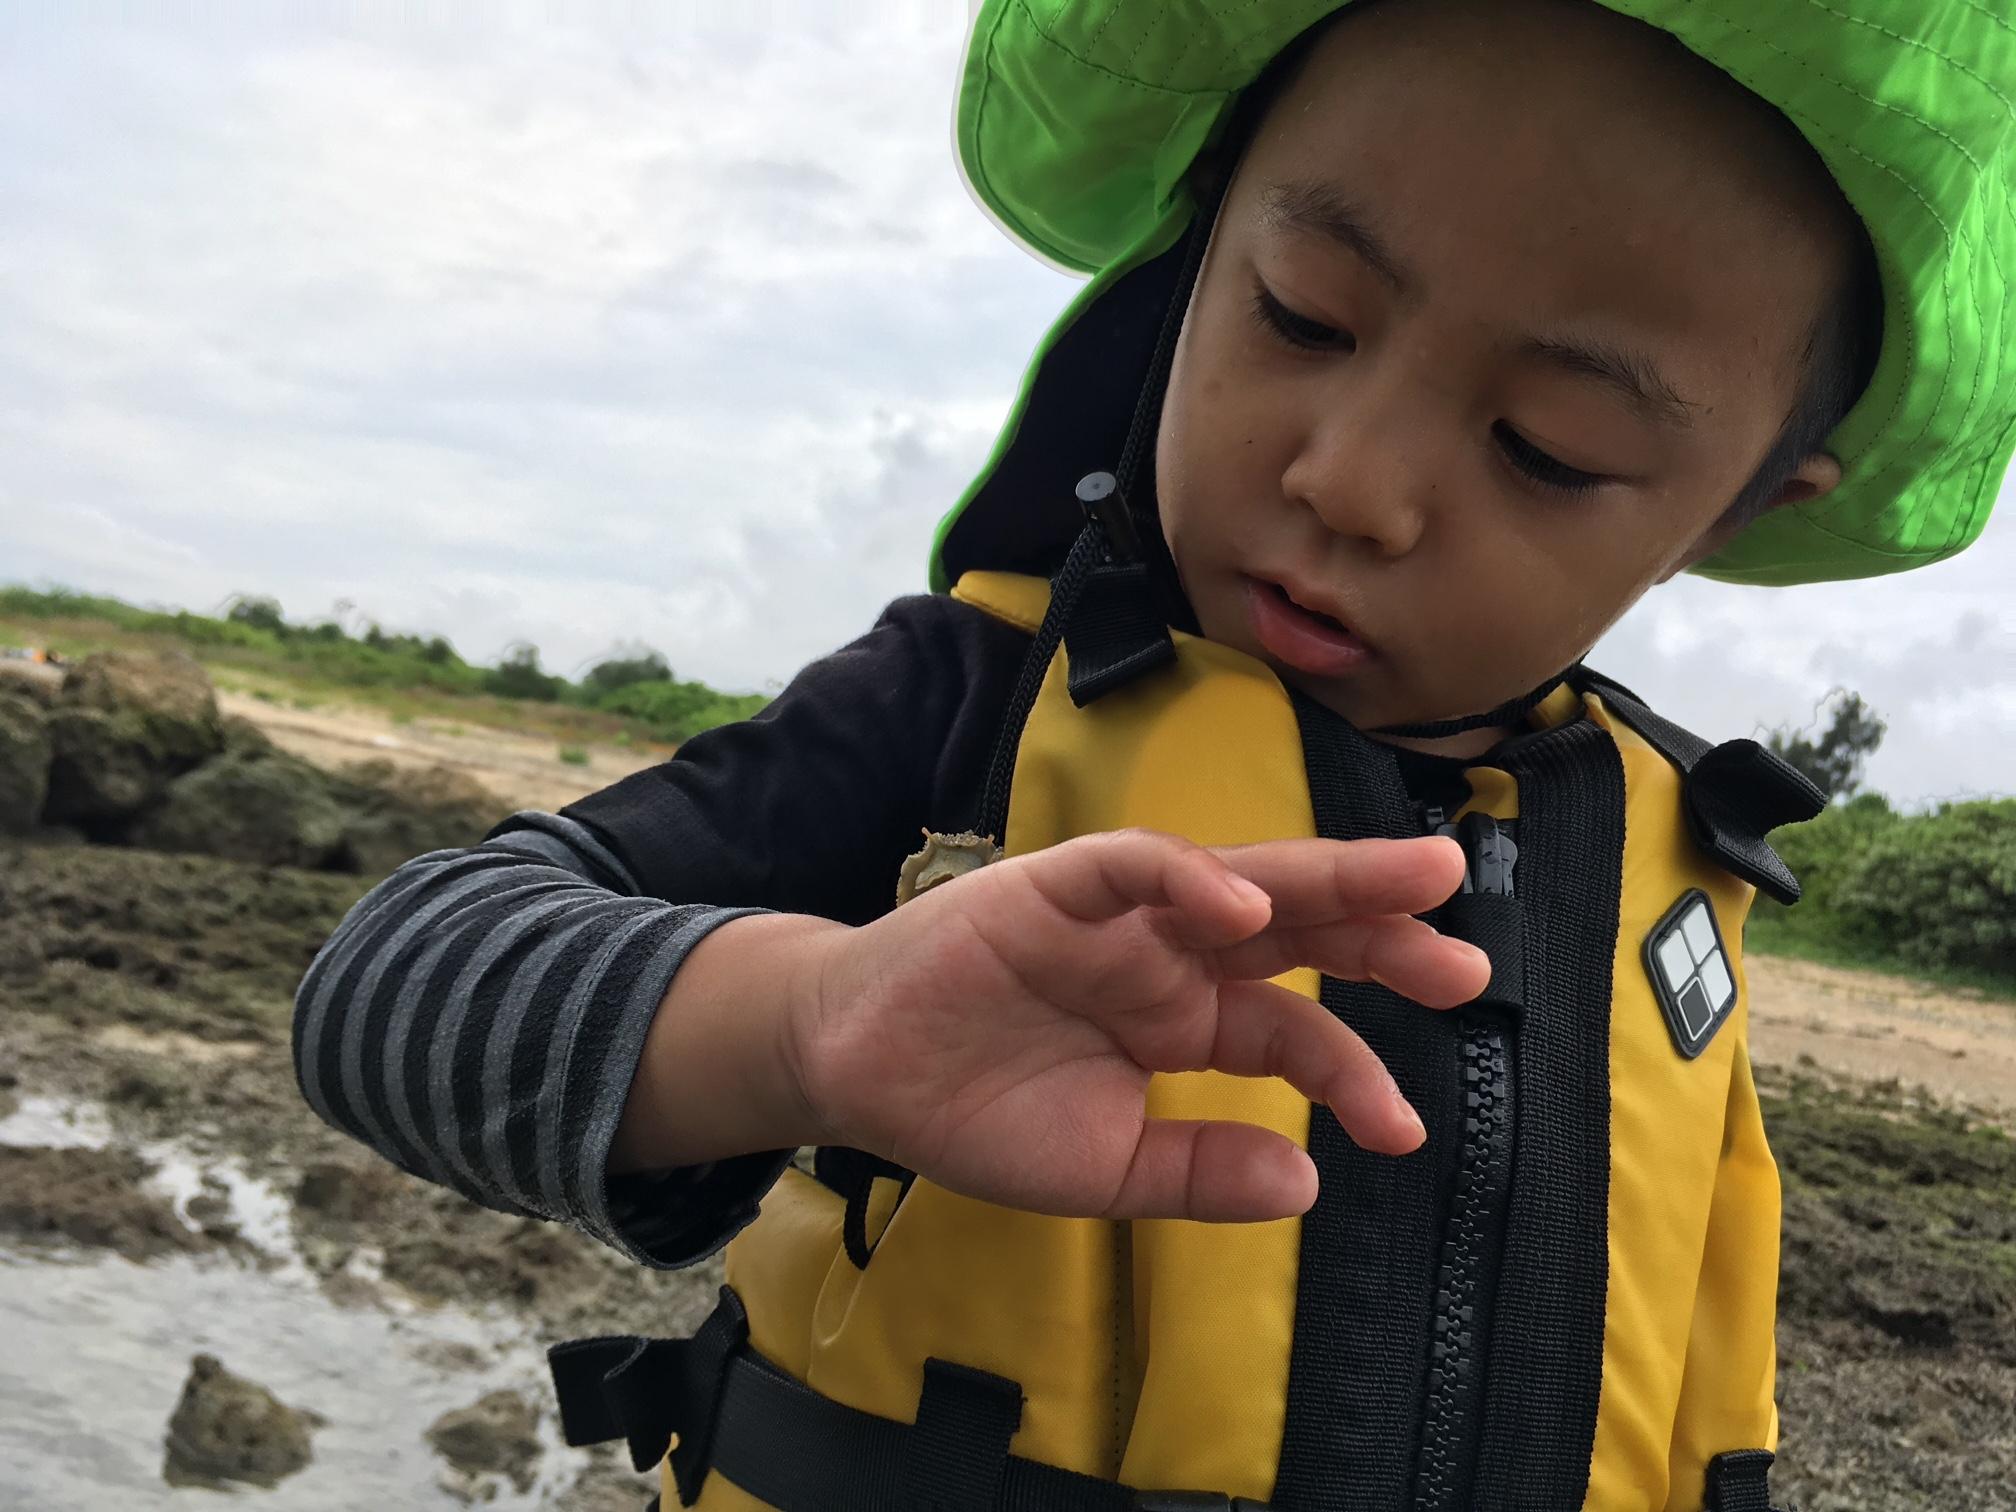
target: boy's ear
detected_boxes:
[1663,450,1845,581]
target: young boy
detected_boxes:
[295,2,2011,1508]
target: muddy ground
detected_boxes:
[1,836,2011,1509]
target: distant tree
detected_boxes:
[583,646,673,696]
[1766,689,1886,800]
[225,595,287,635]
[419,635,459,666]
[484,641,565,702]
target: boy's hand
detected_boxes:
[787,830,1487,1224]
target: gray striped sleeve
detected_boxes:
[291,810,790,1268]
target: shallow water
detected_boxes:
[0,1099,621,1509]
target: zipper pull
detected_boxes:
[1454,812,1518,898]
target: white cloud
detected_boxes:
[4,4,2011,805]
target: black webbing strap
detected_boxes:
[1468,717,1622,1509]
[1570,667,1825,905]
[898,1359,1026,1507]
[548,1284,750,1488]
[975,520,1105,844]
[1273,694,1454,1509]
[552,1290,1272,1512]
[708,1348,1264,1512]
[1704,1449,1781,1512]
[1064,558,1177,707]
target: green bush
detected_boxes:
[1756,795,2016,982]
[1836,800,2016,977]
[226,595,287,634]
[594,678,768,741]
[1766,792,1900,917]
[582,649,673,697]
[481,643,565,703]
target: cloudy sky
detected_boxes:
[5,3,2010,805]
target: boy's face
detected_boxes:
[1156,0,1852,747]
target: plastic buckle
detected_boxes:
[1130,1495,1272,1512]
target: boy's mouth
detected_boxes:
[1244,576,1375,677]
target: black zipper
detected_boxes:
[1412,810,1521,1512]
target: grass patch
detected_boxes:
[557,746,590,767]
[1748,914,2016,1005]
[1753,793,2015,997]
[0,587,738,751]
[1766,1069,2016,1341]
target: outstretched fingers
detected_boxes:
[1101,980,1435,1219]
[1022,829,1274,949]
[1205,979,1427,1154]
[1210,914,1490,1009]
[1215,835,1469,926]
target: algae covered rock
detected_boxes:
[0,1144,212,1257]
[0,690,51,835]
[328,759,498,875]
[133,750,350,869]
[44,652,223,827]
[426,1388,542,1495]
[0,660,59,708]
[219,712,277,758]
[60,650,222,765]
[162,1352,320,1489]
[45,707,160,824]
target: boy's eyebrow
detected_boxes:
[1259,179,1698,430]
[1259,180,1411,292]
[1520,335,1698,429]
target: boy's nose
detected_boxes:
[1279,411,1433,560]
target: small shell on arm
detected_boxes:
[894,829,1004,906]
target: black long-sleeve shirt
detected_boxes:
[293,591,1475,1268]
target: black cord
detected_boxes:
[974,522,1104,843]
[1370,672,1572,741]
[971,172,1235,845]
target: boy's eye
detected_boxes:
[1250,285,1355,353]
[1493,421,1606,496]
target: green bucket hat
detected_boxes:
[932,0,2016,591]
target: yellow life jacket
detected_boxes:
[550,570,1819,1512]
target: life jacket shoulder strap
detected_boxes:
[1571,666,1826,904]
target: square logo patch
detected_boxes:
[1643,889,1736,1059]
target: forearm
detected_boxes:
[608,912,848,1172]
[292,812,766,1264]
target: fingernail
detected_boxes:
[1394,1088,1427,1146]
[1224,874,1269,911]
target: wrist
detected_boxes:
[770,914,848,1150]
[609,912,848,1174]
